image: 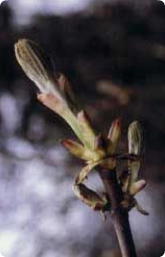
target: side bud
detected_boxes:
[107,118,122,154]
[128,121,143,156]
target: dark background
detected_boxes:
[0,1,164,257]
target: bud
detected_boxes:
[15,39,89,145]
[108,118,121,142]
[128,121,143,156]
[14,39,64,102]
[107,118,122,154]
[127,121,144,197]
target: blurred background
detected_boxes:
[0,0,165,256]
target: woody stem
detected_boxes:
[97,167,137,257]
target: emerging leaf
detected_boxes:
[14,39,106,157]
[77,110,96,151]
[129,180,147,196]
[73,183,108,211]
[37,93,86,145]
[37,93,65,116]
[14,39,64,100]
[107,118,122,153]
[75,161,100,184]
[61,139,95,161]
[135,201,149,215]
[58,73,77,111]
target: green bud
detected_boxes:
[128,121,143,156]
[14,39,64,102]
[107,118,122,153]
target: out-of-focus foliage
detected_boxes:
[0,1,165,257]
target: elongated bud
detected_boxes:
[73,183,108,211]
[128,121,143,156]
[107,118,121,154]
[108,118,121,143]
[14,39,64,102]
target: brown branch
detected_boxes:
[97,166,137,257]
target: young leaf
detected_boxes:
[37,93,85,145]
[58,73,77,111]
[129,180,147,196]
[61,139,94,161]
[14,39,63,100]
[73,183,108,211]
[77,110,96,151]
[135,201,149,215]
[75,162,100,184]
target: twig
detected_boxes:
[98,166,137,257]
[14,38,148,257]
